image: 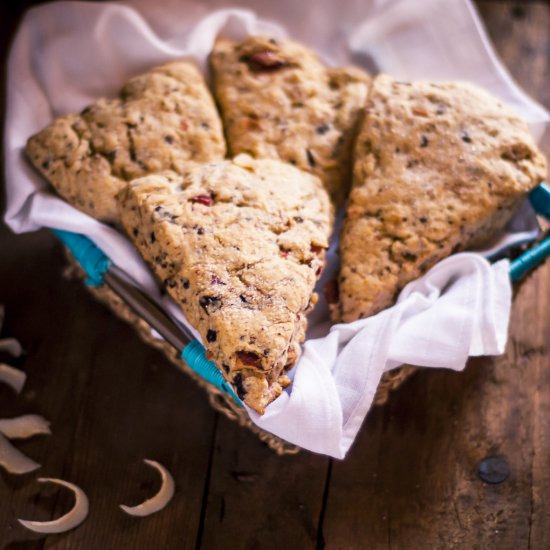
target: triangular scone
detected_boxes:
[26,62,226,223]
[336,75,547,322]
[210,36,370,205]
[118,155,333,413]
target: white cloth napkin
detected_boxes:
[3,0,548,458]
[251,254,511,457]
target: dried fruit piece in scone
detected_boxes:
[210,35,370,206]
[335,75,547,322]
[26,62,226,223]
[118,155,333,414]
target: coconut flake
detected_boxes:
[120,459,175,517]
[0,433,40,474]
[18,478,89,534]
[0,363,26,393]
[0,338,23,357]
[0,415,51,439]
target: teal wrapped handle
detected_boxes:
[529,183,550,219]
[53,229,111,286]
[509,236,550,281]
[508,183,550,281]
[182,340,242,405]
[52,229,242,405]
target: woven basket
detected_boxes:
[63,251,416,455]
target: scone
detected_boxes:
[118,155,333,413]
[210,35,370,205]
[335,75,547,322]
[26,61,226,223]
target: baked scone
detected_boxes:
[335,75,547,322]
[26,62,226,223]
[210,36,370,205]
[118,155,333,413]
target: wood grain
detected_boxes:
[0,229,218,549]
[199,415,328,550]
[320,2,550,549]
[0,1,549,549]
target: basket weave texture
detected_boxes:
[64,252,416,455]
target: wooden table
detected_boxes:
[1,2,549,548]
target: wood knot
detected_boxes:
[478,456,510,484]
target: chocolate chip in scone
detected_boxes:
[316,123,330,135]
[41,159,51,170]
[199,295,221,313]
[104,150,117,163]
[294,216,304,223]
[206,329,217,342]
[420,135,429,148]
[461,131,472,143]
[182,278,190,289]
[222,363,230,374]
[164,135,174,144]
[402,252,418,261]
[150,231,156,243]
[233,373,247,400]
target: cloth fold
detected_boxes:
[3,0,548,458]
[250,255,511,458]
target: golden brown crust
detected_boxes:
[118,155,333,413]
[210,35,370,205]
[26,62,226,223]
[336,75,547,322]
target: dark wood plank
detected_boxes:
[199,415,329,550]
[0,225,218,549]
[477,1,550,153]
[320,2,550,548]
